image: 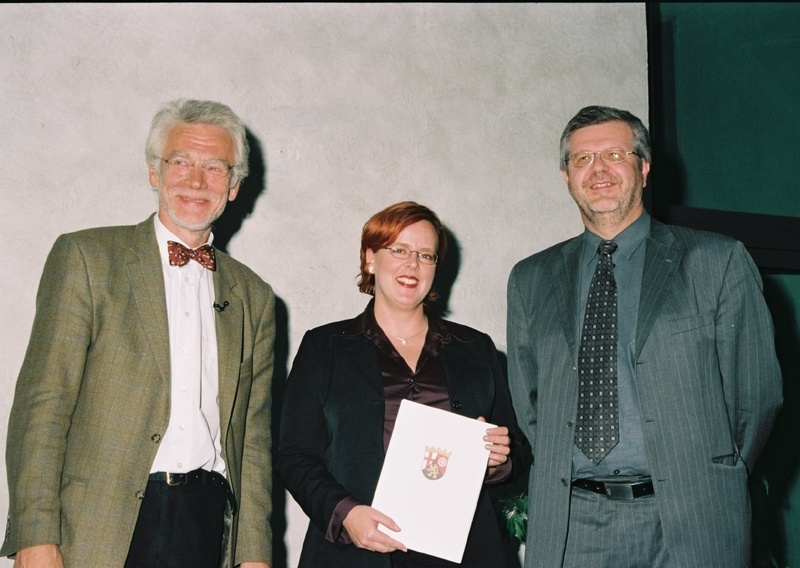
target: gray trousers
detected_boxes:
[562,486,668,568]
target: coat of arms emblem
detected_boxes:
[421,446,451,480]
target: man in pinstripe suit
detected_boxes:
[507,106,782,567]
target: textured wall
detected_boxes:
[0,4,648,566]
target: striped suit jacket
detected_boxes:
[2,214,276,567]
[506,218,782,567]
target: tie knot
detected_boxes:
[168,241,216,271]
[598,240,618,257]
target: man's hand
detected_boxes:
[342,505,407,553]
[14,544,64,568]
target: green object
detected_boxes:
[498,493,528,542]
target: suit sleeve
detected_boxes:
[482,333,531,486]
[716,242,782,471]
[506,265,538,462]
[2,235,92,555]
[233,285,276,565]
[276,331,358,536]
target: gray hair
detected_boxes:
[145,99,249,187]
[559,105,651,171]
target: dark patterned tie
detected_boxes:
[575,240,619,464]
[167,241,216,271]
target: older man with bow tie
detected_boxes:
[2,99,275,568]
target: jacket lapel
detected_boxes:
[126,215,171,385]
[556,238,583,362]
[213,255,244,433]
[440,338,471,397]
[635,220,682,358]
[343,337,384,395]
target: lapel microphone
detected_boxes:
[213,300,229,313]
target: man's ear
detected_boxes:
[227,180,241,202]
[640,159,651,187]
[148,163,162,188]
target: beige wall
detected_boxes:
[0,3,648,566]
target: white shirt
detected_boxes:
[151,215,225,476]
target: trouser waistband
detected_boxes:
[148,468,237,513]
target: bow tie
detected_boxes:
[168,241,216,271]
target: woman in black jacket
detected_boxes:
[277,201,525,568]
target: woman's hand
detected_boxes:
[342,505,408,554]
[478,416,511,469]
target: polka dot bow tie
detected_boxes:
[167,241,216,271]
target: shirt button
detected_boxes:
[184,312,190,318]
[567,420,574,428]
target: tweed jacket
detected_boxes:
[506,218,782,567]
[2,214,275,567]
[277,307,526,568]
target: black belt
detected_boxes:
[149,469,237,514]
[572,478,654,501]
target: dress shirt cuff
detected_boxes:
[326,497,360,544]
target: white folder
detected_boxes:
[371,399,493,563]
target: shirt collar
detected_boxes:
[581,210,650,265]
[340,298,461,345]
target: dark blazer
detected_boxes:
[277,308,525,568]
[507,218,782,568]
[2,215,275,567]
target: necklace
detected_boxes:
[395,319,428,345]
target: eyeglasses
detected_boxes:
[160,156,233,179]
[568,148,640,168]
[384,246,438,265]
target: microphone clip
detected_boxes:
[213,300,229,313]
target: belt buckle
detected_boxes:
[165,472,187,486]
[605,482,635,501]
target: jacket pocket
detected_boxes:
[669,311,713,335]
[710,452,739,467]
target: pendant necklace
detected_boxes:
[395,319,428,345]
